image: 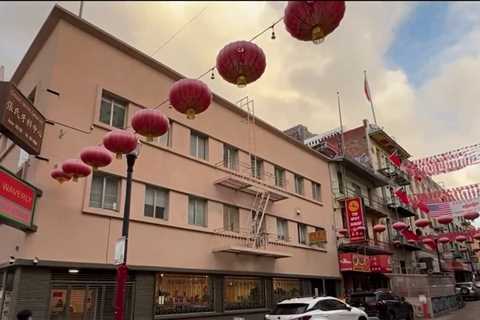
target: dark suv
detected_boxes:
[346,290,414,320]
[455,282,480,301]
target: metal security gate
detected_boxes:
[48,271,135,320]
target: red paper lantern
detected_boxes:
[131,109,169,140]
[392,221,408,231]
[62,159,91,182]
[456,235,467,243]
[338,228,348,236]
[284,1,346,44]
[437,215,453,225]
[169,79,212,119]
[463,212,479,220]
[438,237,450,244]
[51,167,71,184]
[474,233,480,241]
[414,218,430,228]
[103,130,138,159]
[216,41,266,87]
[373,224,386,233]
[80,146,113,169]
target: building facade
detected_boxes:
[0,6,341,320]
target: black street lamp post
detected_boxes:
[114,148,138,320]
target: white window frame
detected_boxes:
[312,182,322,201]
[294,175,304,195]
[188,196,207,227]
[223,205,240,233]
[274,166,285,188]
[144,186,169,220]
[224,145,239,171]
[90,173,120,211]
[298,223,307,244]
[277,218,289,241]
[99,94,127,128]
[190,131,209,160]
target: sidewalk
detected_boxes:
[434,301,480,320]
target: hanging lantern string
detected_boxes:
[151,16,284,110]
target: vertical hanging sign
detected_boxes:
[346,197,366,242]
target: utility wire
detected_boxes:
[150,5,209,57]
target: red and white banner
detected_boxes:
[370,255,392,273]
[412,143,480,176]
[409,182,480,203]
[345,197,366,242]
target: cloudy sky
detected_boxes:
[1,2,479,196]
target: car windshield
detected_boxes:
[271,303,309,315]
[348,294,377,306]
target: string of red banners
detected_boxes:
[51,2,347,182]
[409,182,480,203]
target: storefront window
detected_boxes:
[155,274,213,315]
[273,278,301,304]
[224,276,265,310]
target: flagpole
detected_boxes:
[79,1,84,18]
[337,91,345,156]
[364,70,378,125]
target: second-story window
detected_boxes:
[298,223,307,244]
[223,145,239,171]
[90,172,120,211]
[352,183,362,197]
[188,196,207,227]
[144,186,168,220]
[251,156,264,179]
[274,166,285,188]
[294,175,304,195]
[100,93,127,129]
[154,119,172,147]
[312,182,322,201]
[223,205,239,233]
[190,131,208,160]
[277,218,289,241]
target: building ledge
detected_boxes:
[213,245,292,259]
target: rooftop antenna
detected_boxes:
[79,1,84,18]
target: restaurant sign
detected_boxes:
[0,81,46,155]
[308,228,327,245]
[0,166,40,231]
[345,197,366,242]
[339,253,392,273]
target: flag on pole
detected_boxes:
[388,152,402,167]
[394,188,410,205]
[364,71,372,103]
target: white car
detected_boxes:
[265,296,368,320]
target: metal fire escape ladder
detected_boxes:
[250,191,270,248]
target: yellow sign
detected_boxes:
[309,229,327,244]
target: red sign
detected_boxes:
[339,253,371,272]
[0,166,38,230]
[370,255,392,273]
[346,197,366,242]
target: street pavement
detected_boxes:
[434,300,480,320]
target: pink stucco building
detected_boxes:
[0,6,339,320]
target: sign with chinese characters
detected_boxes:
[308,228,327,245]
[345,197,366,242]
[0,81,46,155]
[114,236,126,265]
[370,255,392,273]
[0,166,39,231]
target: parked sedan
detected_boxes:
[346,290,414,320]
[265,296,368,320]
[455,282,480,301]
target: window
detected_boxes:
[274,166,285,188]
[224,277,265,310]
[188,196,207,227]
[28,87,36,104]
[277,218,289,241]
[337,170,344,193]
[190,131,208,160]
[99,93,127,128]
[144,186,168,219]
[352,183,362,196]
[155,274,213,315]
[154,119,172,147]
[273,278,301,304]
[89,173,120,211]
[251,156,264,179]
[312,182,321,201]
[224,205,240,233]
[294,175,304,195]
[298,223,307,244]
[316,299,349,311]
[223,145,238,170]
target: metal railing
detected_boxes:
[338,237,392,252]
[214,227,296,249]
